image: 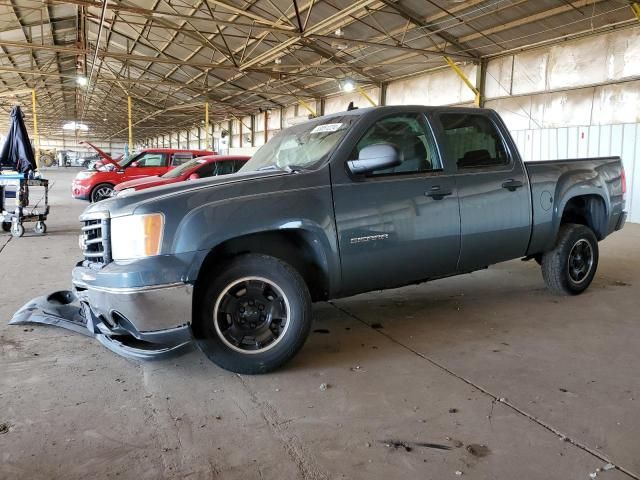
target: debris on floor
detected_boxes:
[455,470,463,476]
[448,408,458,413]
[466,444,490,458]
[602,463,615,471]
[319,383,330,391]
[0,422,10,434]
[380,440,452,452]
[313,329,330,334]
[370,323,384,329]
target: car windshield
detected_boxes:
[239,115,359,173]
[162,158,204,178]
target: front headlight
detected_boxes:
[117,188,136,197]
[110,213,164,260]
[76,171,96,180]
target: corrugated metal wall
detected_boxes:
[512,123,640,222]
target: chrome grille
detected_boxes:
[80,214,111,267]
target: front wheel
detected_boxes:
[193,254,312,374]
[541,223,599,295]
[90,183,114,202]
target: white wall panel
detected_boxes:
[511,123,640,222]
[386,67,475,106]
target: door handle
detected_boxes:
[502,179,524,191]
[425,185,452,200]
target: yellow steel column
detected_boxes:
[444,56,481,107]
[296,97,317,117]
[205,101,210,149]
[632,2,640,20]
[31,89,40,169]
[356,85,377,107]
[127,95,133,153]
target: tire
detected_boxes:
[34,221,47,235]
[541,223,599,295]
[90,183,115,202]
[11,223,24,238]
[193,254,312,374]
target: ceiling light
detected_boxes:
[274,57,282,64]
[341,79,355,93]
[335,27,343,37]
[63,121,88,131]
[76,76,88,86]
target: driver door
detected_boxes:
[125,152,168,179]
[332,112,461,295]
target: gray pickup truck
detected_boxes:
[14,106,627,374]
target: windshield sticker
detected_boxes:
[311,123,343,134]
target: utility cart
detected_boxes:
[0,173,49,237]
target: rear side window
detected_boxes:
[171,153,193,166]
[197,160,236,178]
[440,114,509,170]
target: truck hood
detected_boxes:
[82,169,289,218]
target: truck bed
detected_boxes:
[525,156,626,255]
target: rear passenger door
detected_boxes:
[436,112,531,271]
[332,111,461,295]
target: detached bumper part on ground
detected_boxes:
[11,283,192,360]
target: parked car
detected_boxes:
[71,148,215,202]
[19,106,627,374]
[113,155,250,196]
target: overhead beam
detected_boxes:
[379,0,481,58]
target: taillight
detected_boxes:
[621,167,627,203]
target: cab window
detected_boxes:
[351,113,441,176]
[439,114,509,170]
[134,152,166,167]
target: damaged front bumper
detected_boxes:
[11,281,194,360]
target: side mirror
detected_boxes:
[130,161,140,167]
[188,173,200,180]
[347,143,401,175]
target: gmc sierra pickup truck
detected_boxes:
[13,106,627,374]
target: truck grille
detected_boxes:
[80,214,111,267]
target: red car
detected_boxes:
[72,148,215,202]
[113,155,250,196]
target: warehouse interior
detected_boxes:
[1,1,639,479]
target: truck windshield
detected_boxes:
[239,115,358,173]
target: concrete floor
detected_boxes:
[1,169,638,480]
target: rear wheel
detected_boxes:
[193,254,312,374]
[90,183,114,202]
[541,223,599,295]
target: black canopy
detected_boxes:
[0,106,37,173]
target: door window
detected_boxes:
[171,153,193,166]
[352,114,441,176]
[134,153,166,167]
[197,160,237,178]
[439,114,509,170]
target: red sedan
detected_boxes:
[72,148,215,202]
[113,155,250,196]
